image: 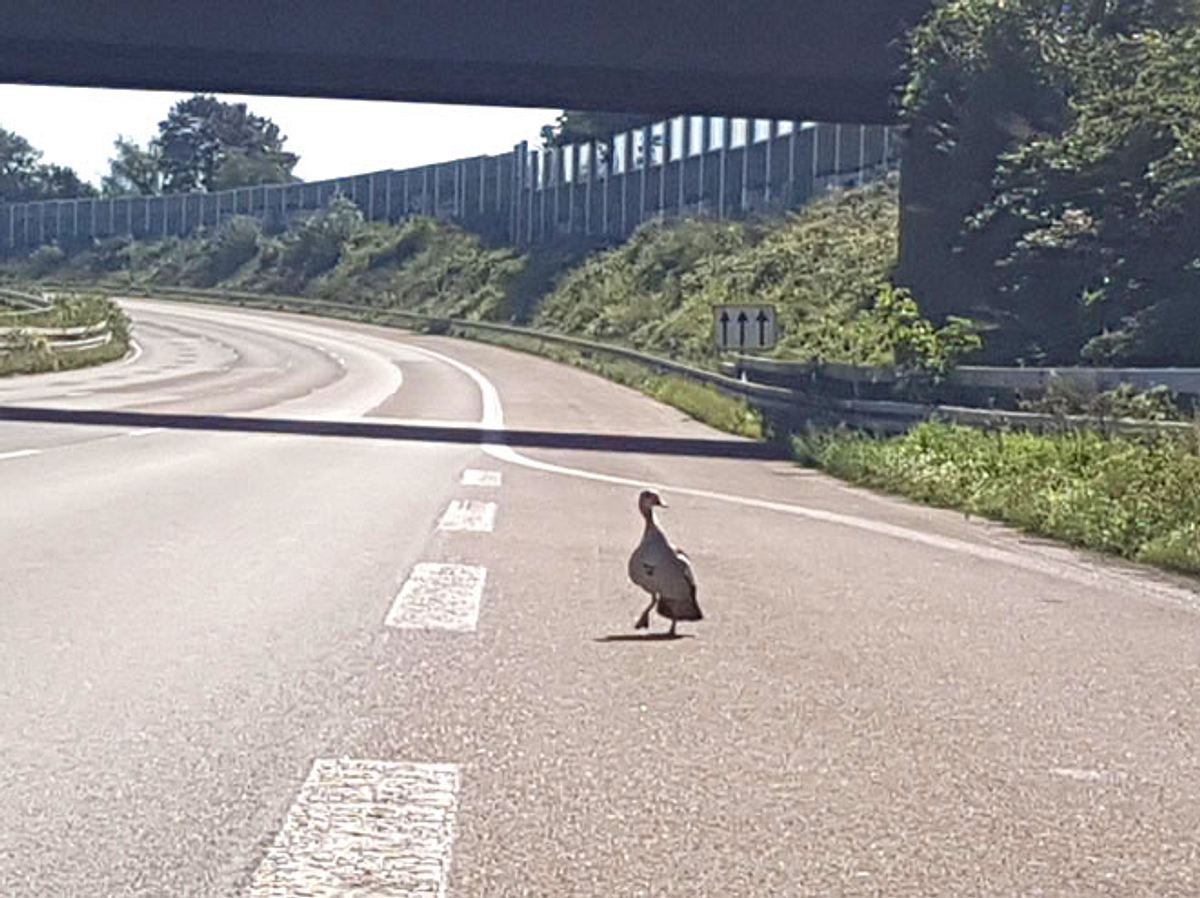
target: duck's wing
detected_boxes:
[673,547,697,600]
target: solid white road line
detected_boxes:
[460,468,502,487]
[249,758,460,898]
[437,499,496,533]
[398,341,1200,610]
[126,428,165,438]
[0,449,41,462]
[386,563,488,631]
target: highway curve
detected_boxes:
[1,298,1197,897]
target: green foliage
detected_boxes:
[0,127,96,201]
[796,421,1200,573]
[194,217,263,285]
[541,111,655,150]
[536,179,903,365]
[25,245,66,278]
[0,292,131,377]
[1018,381,1182,421]
[979,24,1200,364]
[901,0,1200,364]
[280,197,365,280]
[101,136,162,197]
[155,94,298,193]
[809,285,982,374]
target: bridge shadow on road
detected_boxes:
[0,405,787,460]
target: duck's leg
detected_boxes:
[669,619,677,637]
[634,595,656,630]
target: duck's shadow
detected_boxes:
[594,632,694,643]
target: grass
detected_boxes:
[10,179,901,371]
[794,421,1200,575]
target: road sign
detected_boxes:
[713,304,777,351]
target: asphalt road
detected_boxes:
[1,299,1198,897]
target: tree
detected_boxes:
[154,94,298,193]
[102,136,162,196]
[898,0,1200,363]
[210,150,295,191]
[0,127,96,201]
[541,111,656,147]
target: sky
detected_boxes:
[0,84,557,186]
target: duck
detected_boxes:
[627,490,702,636]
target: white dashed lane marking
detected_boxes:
[437,499,496,533]
[0,449,40,462]
[386,563,487,631]
[460,468,501,487]
[249,758,460,898]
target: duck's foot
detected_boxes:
[669,620,677,636]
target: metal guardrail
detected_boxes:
[54,282,1200,437]
[0,288,112,353]
[0,286,53,313]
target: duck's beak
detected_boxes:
[657,501,668,509]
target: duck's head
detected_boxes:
[638,490,667,517]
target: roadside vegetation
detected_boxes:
[795,422,1200,575]
[0,291,130,377]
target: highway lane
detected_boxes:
[2,299,1198,897]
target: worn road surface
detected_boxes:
[1,299,1197,897]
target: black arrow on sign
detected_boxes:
[719,310,730,346]
[756,309,769,345]
[737,311,748,347]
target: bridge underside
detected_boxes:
[0,1,932,123]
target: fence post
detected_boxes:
[764,121,776,208]
[585,140,595,236]
[604,136,614,236]
[511,145,523,243]
[718,117,731,219]
[639,124,651,228]
[622,132,633,235]
[527,149,537,244]
[741,119,752,213]
[478,157,486,216]
[659,120,671,219]
[681,115,691,213]
[568,145,579,234]
[699,118,711,215]
[812,123,821,192]
[858,123,867,180]
[496,155,504,215]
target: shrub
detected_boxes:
[25,244,66,278]
[280,196,364,279]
